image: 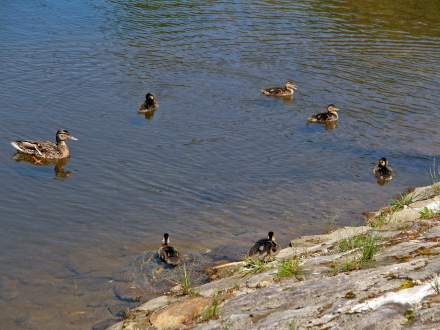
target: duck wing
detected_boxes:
[159,246,180,265]
[138,103,156,113]
[261,87,286,96]
[11,140,56,157]
[309,112,336,122]
[249,238,271,256]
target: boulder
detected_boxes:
[150,297,211,330]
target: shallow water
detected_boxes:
[1,0,440,328]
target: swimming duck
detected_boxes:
[10,129,78,160]
[248,231,278,260]
[308,104,339,123]
[261,81,297,97]
[158,233,181,266]
[373,157,394,183]
[138,93,159,114]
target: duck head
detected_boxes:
[162,233,170,245]
[268,231,275,241]
[56,129,78,143]
[145,93,156,105]
[378,157,388,168]
[327,104,339,114]
[285,80,297,91]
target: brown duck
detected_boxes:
[10,129,78,160]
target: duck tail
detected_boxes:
[166,256,180,266]
[10,141,24,152]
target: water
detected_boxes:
[1,0,440,328]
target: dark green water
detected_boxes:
[1,0,440,328]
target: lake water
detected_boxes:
[1,0,440,329]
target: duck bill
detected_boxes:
[69,136,79,141]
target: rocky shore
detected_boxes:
[108,184,440,330]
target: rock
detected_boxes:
[411,304,440,329]
[197,274,243,298]
[104,184,440,330]
[245,269,277,289]
[192,320,222,330]
[149,297,211,330]
[105,321,123,330]
[412,185,438,202]
[113,283,143,303]
[135,295,176,313]
[284,226,371,260]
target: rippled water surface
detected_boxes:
[1,0,440,328]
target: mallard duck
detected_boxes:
[308,104,339,123]
[10,129,78,160]
[261,81,297,97]
[138,93,159,114]
[158,233,181,266]
[248,231,278,260]
[373,157,394,182]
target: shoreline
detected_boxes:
[108,183,440,330]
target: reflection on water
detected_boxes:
[12,154,73,179]
[1,0,440,329]
[139,109,156,121]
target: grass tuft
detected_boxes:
[390,193,413,212]
[276,258,303,280]
[419,207,440,220]
[400,279,415,290]
[404,309,416,325]
[360,234,379,263]
[289,320,297,330]
[338,234,369,252]
[432,183,440,195]
[331,234,379,274]
[240,258,268,276]
[201,291,220,322]
[181,264,192,295]
[431,275,440,295]
[370,211,388,228]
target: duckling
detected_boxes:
[373,157,394,183]
[158,233,181,266]
[10,129,78,160]
[308,104,339,123]
[261,80,297,97]
[138,93,159,114]
[248,231,278,260]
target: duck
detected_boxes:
[373,157,394,183]
[308,104,339,123]
[248,231,278,260]
[261,80,297,97]
[10,129,78,160]
[138,93,159,114]
[158,233,181,266]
